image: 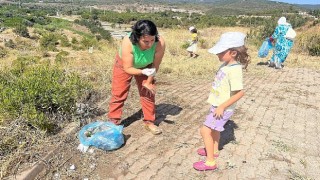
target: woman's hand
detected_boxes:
[142,82,156,97]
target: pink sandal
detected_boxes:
[197,148,219,157]
[193,161,217,171]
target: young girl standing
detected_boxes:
[186,26,199,58]
[193,32,250,171]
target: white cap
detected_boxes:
[208,32,246,55]
[189,26,195,31]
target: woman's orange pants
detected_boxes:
[108,54,155,122]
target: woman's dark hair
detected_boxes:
[130,20,159,44]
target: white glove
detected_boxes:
[142,68,156,77]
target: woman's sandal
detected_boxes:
[144,123,162,135]
[109,118,121,125]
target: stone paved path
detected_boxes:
[42,67,320,180]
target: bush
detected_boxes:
[40,33,59,51]
[59,35,71,47]
[296,30,320,56]
[4,39,16,49]
[13,25,30,38]
[0,46,8,58]
[308,44,320,56]
[198,39,208,49]
[44,25,56,32]
[308,35,320,56]
[181,41,190,49]
[55,51,69,63]
[0,58,92,132]
[307,36,320,56]
[71,37,78,44]
[80,37,98,49]
[22,19,34,27]
[72,44,83,51]
[11,56,40,75]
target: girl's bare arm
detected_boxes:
[214,90,245,118]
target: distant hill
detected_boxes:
[13,0,320,15]
[161,0,305,15]
[81,0,309,14]
[295,4,320,10]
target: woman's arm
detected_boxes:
[121,36,143,75]
[143,36,165,95]
[214,90,245,118]
[153,36,166,71]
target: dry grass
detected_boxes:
[1,25,319,83]
[160,26,319,79]
[1,25,319,99]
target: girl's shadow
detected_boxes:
[219,120,238,150]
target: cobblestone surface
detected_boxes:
[40,67,320,179]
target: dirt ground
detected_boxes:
[12,65,320,179]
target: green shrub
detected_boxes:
[33,28,46,36]
[55,51,69,63]
[198,39,208,49]
[0,46,8,58]
[96,35,102,41]
[307,35,320,56]
[4,39,16,49]
[308,44,320,56]
[40,33,59,51]
[22,19,34,27]
[296,33,320,56]
[181,41,190,49]
[72,44,83,51]
[44,25,56,32]
[13,25,30,38]
[71,37,78,44]
[0,58,92,132]
[59,35,71,47]
[11,56,40,75]
[80,37,98,49]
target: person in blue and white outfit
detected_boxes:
[268,17,294,69]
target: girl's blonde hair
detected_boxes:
[230,46,250,69]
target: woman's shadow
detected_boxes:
[219,120,238,150]
[121,103,183,127]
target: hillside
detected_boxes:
[296,4,320,10]
[14,0,314,15]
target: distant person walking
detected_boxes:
[187,26,199,58]
[268,17,295,69]
[108,20,166,135]
[193,32,250,171]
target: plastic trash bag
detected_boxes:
[78,121,124,151]
[258,38,273,58]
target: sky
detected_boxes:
[270,0,320,4]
